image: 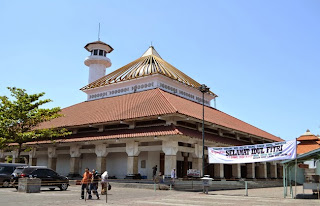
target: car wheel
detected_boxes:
[49,188,55,191]
[59,183,68,191]
[2,180,10,188]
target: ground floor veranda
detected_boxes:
[0,136,283,180]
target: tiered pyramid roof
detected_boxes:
[39,89,281,142]
[81,46,216,96]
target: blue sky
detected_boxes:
[0,1,319,140]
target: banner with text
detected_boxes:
[208,140,296,164]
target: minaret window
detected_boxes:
[93,50,98,55]
[99,50,104,56]
[103,51,106,57]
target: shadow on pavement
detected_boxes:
[296,194,319,199]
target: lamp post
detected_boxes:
[198,84,210,177]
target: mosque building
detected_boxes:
[297,130,320,155]
[1,40,284,180]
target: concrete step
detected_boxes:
[173,179,283,191]
[69,179,283,191]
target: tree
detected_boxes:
[0,87,70,161]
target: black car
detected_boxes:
[11,166,69,191]
[0,163,27,187]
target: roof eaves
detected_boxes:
[281,147,320,164]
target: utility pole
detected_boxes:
[198,84,210,177]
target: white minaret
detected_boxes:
[84,41,113,84]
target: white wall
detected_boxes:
[147,151,160,179]
[138,152,148,177]
[107,152,127,179]
[304,160,317,169]
[56,154,70,176]
[37,155,48,167]
[80,153,96,174]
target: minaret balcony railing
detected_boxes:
[84,55,111,67]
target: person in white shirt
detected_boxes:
[171,168,176,185]
[101,171,108,195]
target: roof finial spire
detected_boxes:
[150,41,153,47]
[98,23,101,41]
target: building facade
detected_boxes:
[0,41,284,180]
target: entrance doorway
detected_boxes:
[160,153,164,175]
[224,164,232,179]
[241,165,247,178]
[177,161,192,178]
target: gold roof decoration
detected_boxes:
[81,46,216,96]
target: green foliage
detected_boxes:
[0,87,71,157]
[0,137,7,149]
[6,156,12,163]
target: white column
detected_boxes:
[0,150,5,162]
[270,162,278,179]
[232,164,241,179]
[214,164,224,179]
[192,144,203,175]
[12,149,19,163]
[28,148,37,166]
[69,145,81,177]
[246,163,255,179]
[95,144,108,174]
[48,147,57,171]
[126,141,140,175]
[278,164,283,178]
[257,162,267,179]
[162,140,178,177]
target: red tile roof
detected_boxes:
[297,142,320,154]
[297,135,318,141]
[160,89,281,141]
[39,88,282,142]
[26,125,243,146]
[39,88,176,128]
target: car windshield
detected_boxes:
[1,166,15,173]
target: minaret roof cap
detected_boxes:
[84,41,114,53]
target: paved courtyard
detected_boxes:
[0,185,319,206]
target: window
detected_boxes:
[47,170,57,177]
[103,51,106,57]
[99,50,104,56]
[0,166,14,173]
[93,50,98,55]
[32,169,47,177]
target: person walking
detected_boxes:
[154,172,163,190]
[101,170,108,195]
[90,169,100,199]
[80,167,92,200]
[171,168,176,185]
[152,165,157,179]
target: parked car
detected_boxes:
[11,166,69,191]
[0,163,27,187]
